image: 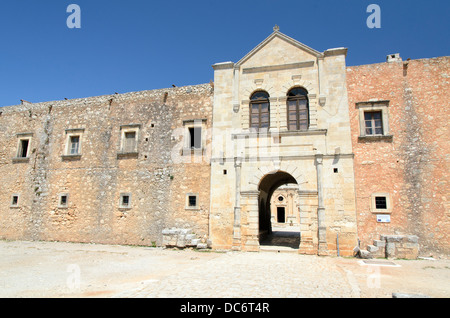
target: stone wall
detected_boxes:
[0,84,213,246]
[357,235,419,260]
[347,56,449,257]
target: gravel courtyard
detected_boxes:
[0,240,448,298]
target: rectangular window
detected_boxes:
[58,193,69,208]
[118,125,140,157]
[356,101,391,140]
[185,193,199,210]
[182,119,206,156]
[364,111,383,135]
[188,195,197,207]
[119,193,132,209]
[14,133,33,161]
[69,136,80,155]
[18,139,29,158]
[370,193,391,213]
[375,196,387,210]
[11,195,19,207]
[189,127,202,149]
[251,102,270,130]
[124,131,136,153]
[287,97,308,131]
[63,129,84,159]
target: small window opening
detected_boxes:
[122,195,130,207]
[119,193,132,209]
[333,168,338,173]
[189,127,202,149]
[278,196,284,202]
[375,196,387,209]
[60,195,67,206]
[18,139,29,158]
[188,195,197,207]
[124,132,136,152]
[70,136,80,155]
[11,195,19,206]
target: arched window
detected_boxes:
[287,87,309,131]
[250,91,270,130]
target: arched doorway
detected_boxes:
[258,171,300,250]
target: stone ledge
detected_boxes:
[61,154,82,161]
[116,152,139,159]
[12,157,30,163]
[358,135,393,142]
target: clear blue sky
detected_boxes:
[0,0,449,107]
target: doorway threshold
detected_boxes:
[259,245,299,253]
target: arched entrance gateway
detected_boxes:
[232,162,328,255]
[257,171,300,250]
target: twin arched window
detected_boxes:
[249,87,309,131]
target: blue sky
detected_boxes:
[0,0,449,107]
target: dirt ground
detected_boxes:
[0,240,448,298]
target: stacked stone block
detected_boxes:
[357,235,419,259]
[162,228,211,249]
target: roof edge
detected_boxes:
[235,29,324,67]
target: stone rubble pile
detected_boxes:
[162,228,211,249]
[355,234,419,259]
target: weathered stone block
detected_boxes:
[359,250,373,259]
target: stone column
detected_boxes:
[232,156,242,250]
[297,189,315,254]
[242,191,260,252]
[316,154,328,255]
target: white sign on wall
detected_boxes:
[377,214,391,223]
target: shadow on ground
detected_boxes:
[260,229,300,249]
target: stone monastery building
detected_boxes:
[0,27,448,258]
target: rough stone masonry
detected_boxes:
[0,28,448,258]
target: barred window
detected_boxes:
[375,196,387,209]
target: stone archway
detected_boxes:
[257,171,300,249]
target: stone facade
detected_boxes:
[210,29,358,256]
[0,84,213,246]
[270,184,300,226]
[347,56,450,257]
[0,28,448,258]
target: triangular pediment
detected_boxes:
[235,29,323,68]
